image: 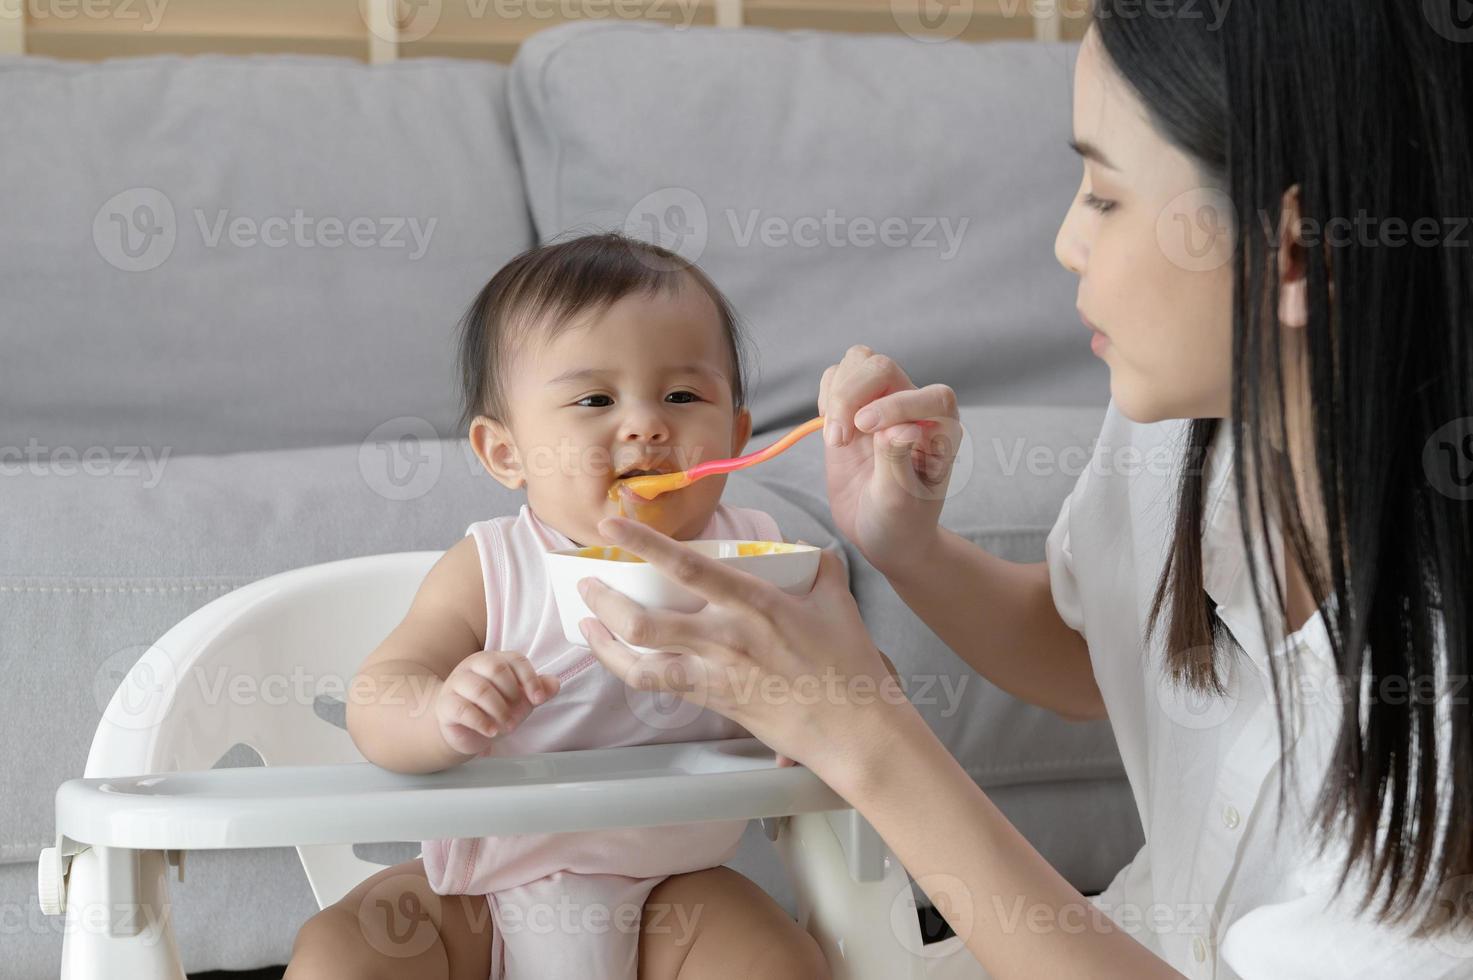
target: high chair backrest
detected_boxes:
[86,551,443,907]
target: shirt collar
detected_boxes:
[1199,420,1294,672]
[522,504,580,551]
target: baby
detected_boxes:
[346,233,791,980]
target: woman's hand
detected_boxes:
[574,517,908,780]
[818,345,963,576]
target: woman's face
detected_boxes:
[1054,26,1235,423]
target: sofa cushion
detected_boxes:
[0,54,534,458]
[508,22,1105,435]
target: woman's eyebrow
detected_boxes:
[1067,137,1121,172]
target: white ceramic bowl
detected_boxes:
[544,539,821,652]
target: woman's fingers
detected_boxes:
[823,345,914,447]
[817,363,837,423]
[590,517,779,613]
[852,383,959,432]
[873,422,956,500]
[579,616,698,698]
[577,576,712,654]
[800,549,865,624]
[854,386,962,498]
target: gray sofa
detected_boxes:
[1,22,1140,977]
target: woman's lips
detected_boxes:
[1080,309,1109,356]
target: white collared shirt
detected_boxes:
[1044,401,1468,979]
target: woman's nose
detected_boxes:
[1054,199,1087,276]
[1054,215,1090,272]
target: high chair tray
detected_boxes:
[55,737,849,851]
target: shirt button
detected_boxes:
[1222,804,1241,830]
[1192,936,1209,962]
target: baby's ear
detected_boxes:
[731,407,753,456]
[469,415,525,489]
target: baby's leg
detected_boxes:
[284,857,495,980]
[639,866,830,980]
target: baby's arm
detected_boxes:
[344,536,555,774]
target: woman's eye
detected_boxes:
[666,391,701,404]
[575,394,613,408]
[1082,192,1116,214]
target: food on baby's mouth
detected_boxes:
[608,471,689,503]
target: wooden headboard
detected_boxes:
[0,0,1090,62]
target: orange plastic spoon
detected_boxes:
[609,416,826,502]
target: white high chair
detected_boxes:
[39,551,972,980]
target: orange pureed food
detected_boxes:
[572,540,799,563]
[735,542,799,556]
[592,482,794,562]
[573,545,646,562]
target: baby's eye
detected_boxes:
[666,391,701,404]
[575,394,614,408]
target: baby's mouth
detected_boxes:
[609,461,686,505]
[613,459,681,481]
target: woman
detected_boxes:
[577,2,1473,976]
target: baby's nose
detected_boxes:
[618,408,671,443]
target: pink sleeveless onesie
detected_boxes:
[420,502,784,980]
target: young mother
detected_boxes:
[578,2,1473,976]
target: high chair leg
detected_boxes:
[774,811,930,980]
[58,846,185,980]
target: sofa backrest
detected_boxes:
[1,26,1104,459]
[509,23,1104,435]
[0,54,534,458]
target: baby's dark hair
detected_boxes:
[455,232,750,431]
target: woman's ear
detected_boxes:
[469,415,526,490]
[731,407,753,457]
[1277,184,1309,329]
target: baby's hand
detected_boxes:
[435,650,561,757]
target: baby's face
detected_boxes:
[475,278,751,547]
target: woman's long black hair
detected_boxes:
[1096,0,1472,931]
